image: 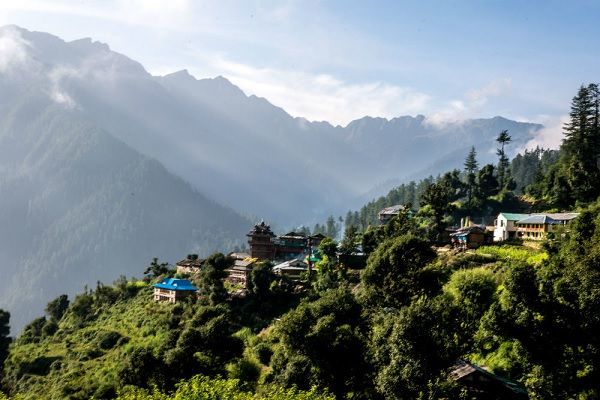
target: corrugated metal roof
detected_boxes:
[499,213,531,221]
[516,215,553,224]
[516,212,579,225]
[449,360,527,395]
[500,212,579,223]
[546,212,579,221]
[274,259,308,270]
[153,278,198,291]
[379,205,405,215]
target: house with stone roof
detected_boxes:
[378,204,413,223]
[494,212,579,241]
[175,254,204,276]
[226,256,258,285]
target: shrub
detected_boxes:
[41,320,59,337]
[254,342,273,365]
[96,331,123,350]
[227,357,261,387]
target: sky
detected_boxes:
[1,0,599,148]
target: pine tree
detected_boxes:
[0,309,10,373]
[562,83,600,202]
[463,146,478,212]
[325,215,338,238]
[496,130,512,190]
[340,224,359,255]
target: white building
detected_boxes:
[494,212,579,242]
[494,213,530,241]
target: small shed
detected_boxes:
[450,226,489,249]
[153,278,198,303]
[449,360,527,399]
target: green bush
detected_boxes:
[116,375,334,400]
[227,357,261,387]
[254,342,273,365]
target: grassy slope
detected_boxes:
[4,244,548,399]
[5,284,175,399]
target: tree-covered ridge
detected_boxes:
[3,83,600,400]
[336,127,563,240]
[0,275,310,399]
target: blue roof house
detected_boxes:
[153,278,198,303]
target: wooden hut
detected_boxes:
[449,360,527,399]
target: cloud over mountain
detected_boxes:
[0,25,544,330]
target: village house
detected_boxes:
[308,233,326,246]
[175,254,204,276]
[450,225,490,249]
[226,254,258,286]
[274,231,308,260]
[449,360,527,399]
[378,204,409,223]
[153,278,198,303]
[273,258,308,280]
[494,212,579,241]
[246,221,327,263]
[247,221,277,259]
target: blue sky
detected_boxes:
[1,0,599,146]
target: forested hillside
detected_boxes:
[4,203,600,399]
[1,83,600,399]
[3,16,600,398]
[0,26,543,225]
[0,92,249,331]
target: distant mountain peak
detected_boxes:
[68,37,110,52]
[163,69,196,81]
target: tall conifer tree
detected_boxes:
[463,146,479,212]
[563,83,600,202]
[496,130,512,190]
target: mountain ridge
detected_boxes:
[0,25,543,329]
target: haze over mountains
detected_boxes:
[0,25,543,329]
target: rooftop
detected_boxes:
[379,205,405,215]
[450,225,486,237]
[450,360,527,396]
[153,278,198,292]
[501,212,579,223]
[499,212,532,221]
[176,257,204,268]
[274,259,308,270]
[247,220,276,237]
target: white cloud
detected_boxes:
[0,26,32,74]
[1,0,197,32]
[47,66,77,109]
[524,114,567,150]
[185,55,430,126]
[427,78,512,126]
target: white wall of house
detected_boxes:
[493,214,518,241]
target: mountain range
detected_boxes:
[0,25,543,330]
